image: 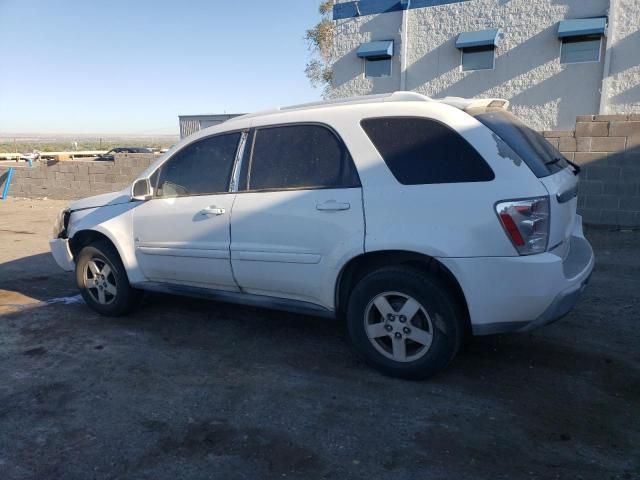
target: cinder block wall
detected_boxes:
[543,114,640,227]
[2,120,640,227]
[0,154,156,200]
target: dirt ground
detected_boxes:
[0,197,638,480]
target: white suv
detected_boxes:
[50,92,594,379]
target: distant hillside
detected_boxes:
[0,134,179,153]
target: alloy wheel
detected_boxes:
[364,291,434,363]
[84,257,118,305]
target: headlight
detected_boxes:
[52,209,71,238]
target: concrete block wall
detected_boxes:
[0,154,157,200]
[544,114,640,227]
[2,122,640,227]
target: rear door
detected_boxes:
[469,108,579,249]
[132,132,242,289]
[230,124,365,310]
[539,168,579,249]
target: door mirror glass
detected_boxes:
[131,178,152,201]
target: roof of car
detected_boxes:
[225,91,509,125]
[135,92,510,182]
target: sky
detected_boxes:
[0,0,323,134]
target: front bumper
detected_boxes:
[439,216,595,336]
[49,238,75,272]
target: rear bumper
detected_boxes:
[472,269,592,335]
[439,216,594,335]
[49,238,75,272]
[516,271,591,332]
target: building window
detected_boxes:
[560,35,602,64]
[558,17,607,64]
[357,40,394,79]
[461,46,495,71]
[365,58,392,78]
[456,28,499,72]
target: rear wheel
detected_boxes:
[75,240,142,316]
[346,266,464,380]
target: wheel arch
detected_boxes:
[69,229,123,263]
[335,250,471,332]
[70,228,143,316]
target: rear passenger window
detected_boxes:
[361,117,494,185]
[156,133,240,197]
[247,125,360,191]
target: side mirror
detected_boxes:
[131,178,152,201]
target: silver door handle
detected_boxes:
[200,206,226,216]
[316,200,350,211]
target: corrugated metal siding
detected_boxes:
[180,119,201,139]
[178,114,245,139]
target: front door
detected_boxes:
[230,124,365,309]
[133,132,242,290]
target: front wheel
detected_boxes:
[75,240,142,316]
[346,266,464,380]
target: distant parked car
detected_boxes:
[50,92,594,379]
[96,147,152,161]
[19,151,41,164]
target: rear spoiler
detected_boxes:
[436,97,510,111]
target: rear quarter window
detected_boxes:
[361,117,495,185]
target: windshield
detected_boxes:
[467,107,569,178]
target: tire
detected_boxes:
[346,266,464,380]
[75,240,142,316]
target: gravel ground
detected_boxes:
[0,197,638,480]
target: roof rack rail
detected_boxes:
[281,91,432,111]
[227,91,432,122]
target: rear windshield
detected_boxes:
[467,108,569,178]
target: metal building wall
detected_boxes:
[178,114,244,139]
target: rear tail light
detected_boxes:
[496,197,550,255]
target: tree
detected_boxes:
[305,1,334,96]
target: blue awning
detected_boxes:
[357,40,394,59]
[456,29,500,49]
[558,18,607,38]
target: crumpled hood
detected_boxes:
[69,188,132,212]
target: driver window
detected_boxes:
[155,133,240,198]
